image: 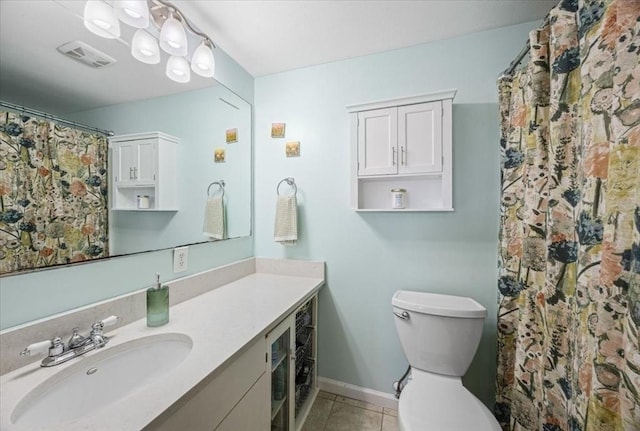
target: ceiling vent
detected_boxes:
[56,41,116,69]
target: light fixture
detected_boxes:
[191,40,215,78]
[114,0,149,29]
[84,0,120,39]
[82,0,216,83]
[131,29,160,64]
[166,56,191,83]
[159,11,188,57]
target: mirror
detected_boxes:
[0,0,252,274]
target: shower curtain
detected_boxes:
[0,111,109,274]
[496,1,639,430]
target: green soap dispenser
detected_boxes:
[147,273,169,327]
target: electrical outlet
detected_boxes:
[173,246,188,273]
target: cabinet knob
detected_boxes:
[392,147,397,166]
[401,146,406,165]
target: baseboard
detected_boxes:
[318,376,399,410]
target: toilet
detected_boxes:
[392,290,501,431]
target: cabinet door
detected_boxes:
[357,108,398,176]
[267,315,295,431]
[398,101,442,174]
[135,139,157,183]
[113,142,137,184]
[112,140,157,184]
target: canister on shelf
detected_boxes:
[137,195,150,209]
[391,189,407,209]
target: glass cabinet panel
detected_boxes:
[270,324,291,431]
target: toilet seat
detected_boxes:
[398,370,501,431]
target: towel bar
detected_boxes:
[277,177,297,196]
[207,180,225,198]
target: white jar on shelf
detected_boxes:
[391,188,407,209]
[137,195,150,209]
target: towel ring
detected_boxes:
[207,180,225,198]
[276,177,297,196]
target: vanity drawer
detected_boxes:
[214,373,269,431]
[146,338,266,431]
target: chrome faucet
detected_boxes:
[20,316,119,367]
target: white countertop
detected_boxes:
[0,272,324,430]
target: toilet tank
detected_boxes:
[392,290,487,377]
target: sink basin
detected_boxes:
[11,332,192,428]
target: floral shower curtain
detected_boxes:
[0,111,109,274]
[496,1,639,430]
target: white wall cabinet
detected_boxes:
[267,295,318,431]
[348,90,455,211]
[109,131,179,211]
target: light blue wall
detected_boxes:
[253,21,539,407]
[0,48,254,330]
[69,86,252,254]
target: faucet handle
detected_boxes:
[49,337,64,356]
[92,315,119,332]
[20,337,63,357]
[20,340,52,356]
[89,316,117,349]
[101,315,119,327]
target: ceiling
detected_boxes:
[0,1,555,114]
[177,0,557,77]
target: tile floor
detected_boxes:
[301,391,399,431]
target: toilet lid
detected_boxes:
[398,376,501,431]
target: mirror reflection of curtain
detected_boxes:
[0,111,108,274]
[496,1,639,430]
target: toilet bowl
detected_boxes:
[392,290,500,431]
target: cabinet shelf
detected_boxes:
[271,351,287,373]
[271,395,288,420]
[271,333,289,372]
[355,208,454,212]
[112,208,179,212]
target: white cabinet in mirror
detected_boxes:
[110,132,179,211]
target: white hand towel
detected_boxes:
[203,196,225,240]
[274,195,298,246]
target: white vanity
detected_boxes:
[0,258,324,430]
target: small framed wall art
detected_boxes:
[214,148,226,163]
[271,123,286,138]
[286,141,300,157]
[226,128,238,143]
